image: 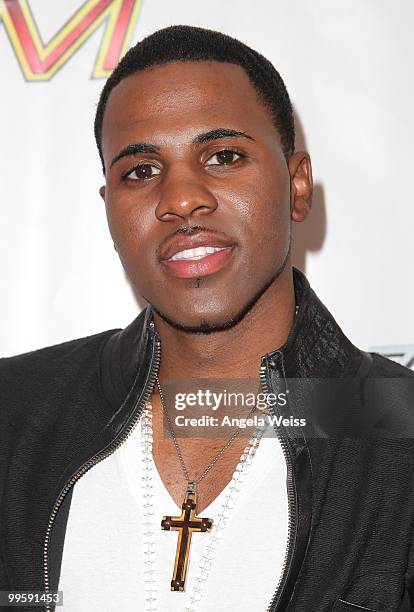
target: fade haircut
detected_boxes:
[94,25,295,174]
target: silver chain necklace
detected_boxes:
[139,400,267,611]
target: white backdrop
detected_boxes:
[1,0,413,358]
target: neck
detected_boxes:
[153,265,296,381]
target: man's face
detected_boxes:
[100,61,310,330]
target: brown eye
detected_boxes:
[126,163,161,180]
[205,150,242,166]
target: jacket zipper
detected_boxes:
[42,323,161,612]
[261,361,297,612]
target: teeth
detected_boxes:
[170,246,226,261]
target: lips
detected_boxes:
[159,231,236,279]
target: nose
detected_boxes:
[155,165,218,222]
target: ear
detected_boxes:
[99,184,116,251]
[288,151,313,222]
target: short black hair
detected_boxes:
[94,25,295,174]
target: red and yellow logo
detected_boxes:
[0,0,141,80]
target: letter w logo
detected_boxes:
[0,0,141,80]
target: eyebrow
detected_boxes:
[110,143,160,169]
[109,128,254,169]
[193,128,254,144]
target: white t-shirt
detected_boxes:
[58,419,288,612]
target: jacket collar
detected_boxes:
[272,268,362,378]
[102,268,363,409]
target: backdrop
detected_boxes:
[1,0,413,366]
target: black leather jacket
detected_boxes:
[1,268,414,612]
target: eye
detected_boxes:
[124,163,161,181]
[205,149,244,166]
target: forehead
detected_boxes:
[101,61,279,151]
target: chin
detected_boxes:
[152,294,258,334]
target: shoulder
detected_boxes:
[1,328,119,380]
[367,351,414,378]
[0,329,120,418]
[361,351,414,437]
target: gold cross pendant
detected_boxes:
[161,485,213,591]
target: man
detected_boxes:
[1,24,414,612]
